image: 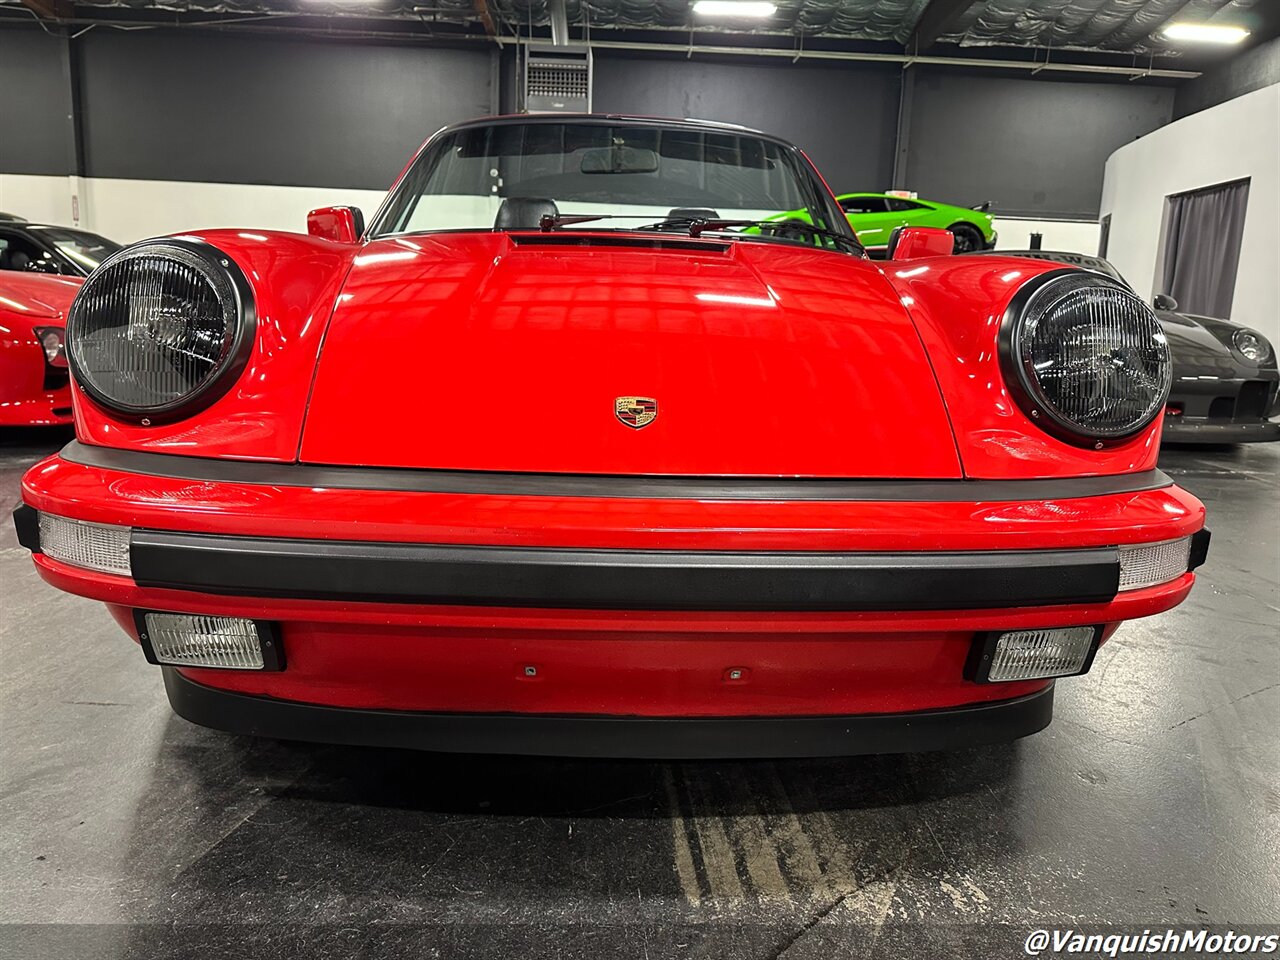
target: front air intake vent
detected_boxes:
[523,46,592,114]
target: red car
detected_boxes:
[13,115,1208,758]
[0,272,79,426]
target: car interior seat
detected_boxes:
[666,207,720,222]
[494,198,560,230]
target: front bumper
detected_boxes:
[16,442,1209,755]
[0,387,72,427]
[1162,417,1280,444]
[162,667,1055,759]
[1162,375,1280,443]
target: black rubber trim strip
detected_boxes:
[59,441,1175,503]
[161,667,1055,759]
[129,529,1120,610]
[1189,528,1211,571]
[11,503,39,553]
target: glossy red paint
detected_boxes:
[71,230,357,460]
[300,233,963,477]
[0,273,80,427]
[17,116,1210,748]
[889,227,955,260]
[29,549,1188,717]
[68,236,1164,480]
[882,254,1165,479]
[24,448,1201,718]
[306,206,362,244]
[24,453,1204,551]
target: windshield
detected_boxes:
[30,226,121,272]
[370,120,856,252]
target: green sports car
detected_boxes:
[763,193,998,254]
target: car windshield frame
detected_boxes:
[29,225,122,273]
[367,116,860,254]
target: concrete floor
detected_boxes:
[1,427,1277,958]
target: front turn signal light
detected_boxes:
[38,513,131,576]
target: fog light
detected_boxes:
[135,611,283,671]
[969,626,1101,683]
[1118,537,1192,591]
[38,513,131,576]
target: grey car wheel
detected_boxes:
[949,223,984,254]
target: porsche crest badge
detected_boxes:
[615,396,658,429]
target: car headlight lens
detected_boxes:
[1232,328,1270,364]
[66,240,254,422]
[1002,272,1171,444]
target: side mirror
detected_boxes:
[307,206,365,244]
[1153,293,1178,312]
[888,226,955,261]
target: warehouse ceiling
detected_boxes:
[4,0,1276,71]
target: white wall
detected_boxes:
[0,174,76,226]
[3,175,1103,258]
[1101,83,1280,343]
[991,217,1100,254]
[0,175,387,243]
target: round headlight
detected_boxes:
[1232,328,1270,364]
[1001,271,1171,445]
[67,240,254,422]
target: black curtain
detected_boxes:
[1159,178,1250,319]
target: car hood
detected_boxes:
[0,273,83,320]
[299,232,963,478]
[1159,310,1262,379]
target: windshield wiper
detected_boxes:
[539,213,693,230]
[538,212,860,252]
[640,217,861,252]
[539,213,617,231]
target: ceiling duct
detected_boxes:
[548,0,570,45]
[523,44,593,113]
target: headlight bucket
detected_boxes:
[1231,327,1271,365]
[999,269,1172,447]
[66,239,256,424]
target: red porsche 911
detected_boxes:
[13,115,1208,758]
[0,272,79,426]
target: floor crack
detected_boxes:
[1169,682,1280,730]
[767,890,852,960]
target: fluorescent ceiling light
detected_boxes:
[1163,22,1250,44]
[693,1,777,18]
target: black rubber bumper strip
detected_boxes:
[1189,528,1211,572]
[162,667,1056,759]
[129,528,1120,610]
[60,440,1174,502]
[12,503,39,553]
